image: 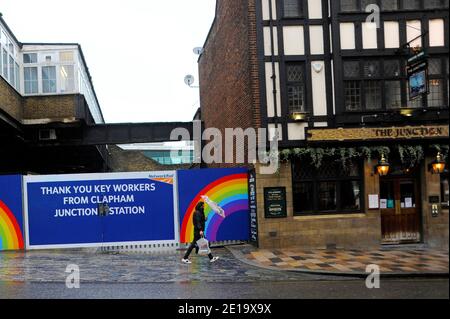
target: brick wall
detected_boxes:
[1,74,92,124]
[23,94,80,122]
[0,76,22,121]
[199,0,261,167]
[255,161,381,249]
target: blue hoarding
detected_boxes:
[178,168,250,243]
[24,172,178,249]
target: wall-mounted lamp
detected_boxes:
[291,112,308,122]
[399,108,415,117]
[376,154,390,176]
[430,152,446,174]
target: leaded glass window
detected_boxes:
[345,81,361,111]
[428,79,444,107]
[365,81,382,110]
[364,61,381,78]
[286,63,306,113]
[385,80,402,108]
[381,0,399,10]
[384,60,401,77]
[283,0,303,18]
[344,61,360,78]
[403,0,421,10]
[341,0,358,11]
[292,159,362,215]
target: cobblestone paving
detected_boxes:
[229,245,450,275]
[0,248,347,283]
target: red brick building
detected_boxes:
[198,0,449,249]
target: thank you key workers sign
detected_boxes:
[24,172,178,249]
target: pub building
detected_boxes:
[198,0,449,249]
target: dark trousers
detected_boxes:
[184,233,213,260]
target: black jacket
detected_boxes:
[193,209,206,235]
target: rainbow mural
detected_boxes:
[180,171,249,243]
[0,200,24,251]
[0,175,24,251]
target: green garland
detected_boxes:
[276,144,447,170]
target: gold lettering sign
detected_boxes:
[307,125,449,142]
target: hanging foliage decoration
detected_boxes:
[274,144,445,170]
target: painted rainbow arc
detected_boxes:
[0,200,24,251]
[180,173,249,243]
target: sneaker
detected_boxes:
[181,258,192,264]
[210,256,220,263]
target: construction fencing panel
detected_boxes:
[0,175,24,251]
[178,168,250,244]
[24,171,179,250]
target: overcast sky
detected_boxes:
[1,0,216,123]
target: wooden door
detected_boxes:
[380,178,421,244]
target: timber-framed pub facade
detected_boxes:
[198,0,449,249]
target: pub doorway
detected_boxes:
[379,163,422,245]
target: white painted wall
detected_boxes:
[429,19,445,47]
[311,61,327,116]
[262,0,277,20]
[264,26,279,56]
[362,22,378,49]
[310,26,324,54]
[283,26,305,55]
[308,0,322,19]
[331,59,335,115]
[268,124,283,141]
[265,62,282,118]
[288,123,308,140]
[384,21,400,48]
[340,23,355,50]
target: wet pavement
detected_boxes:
[229,245,450,276]
[0,247,349,283]
[0,247,448,299]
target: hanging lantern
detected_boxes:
[376,154,390,176]
[431,152,446,174]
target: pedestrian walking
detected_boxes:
[182,201,219,264]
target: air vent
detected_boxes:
[39,129,57,141]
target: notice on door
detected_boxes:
[264,187,287,219]
[369,194,379,209]
[405,197,413,208]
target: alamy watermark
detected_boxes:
[365,4,381,29]
[65,264,80,289]
[170,121,279,175]
[366,264,381,289]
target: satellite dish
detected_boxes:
[184,74,195,86]
[193,47,204,55]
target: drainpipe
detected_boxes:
[268,0,280,141]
